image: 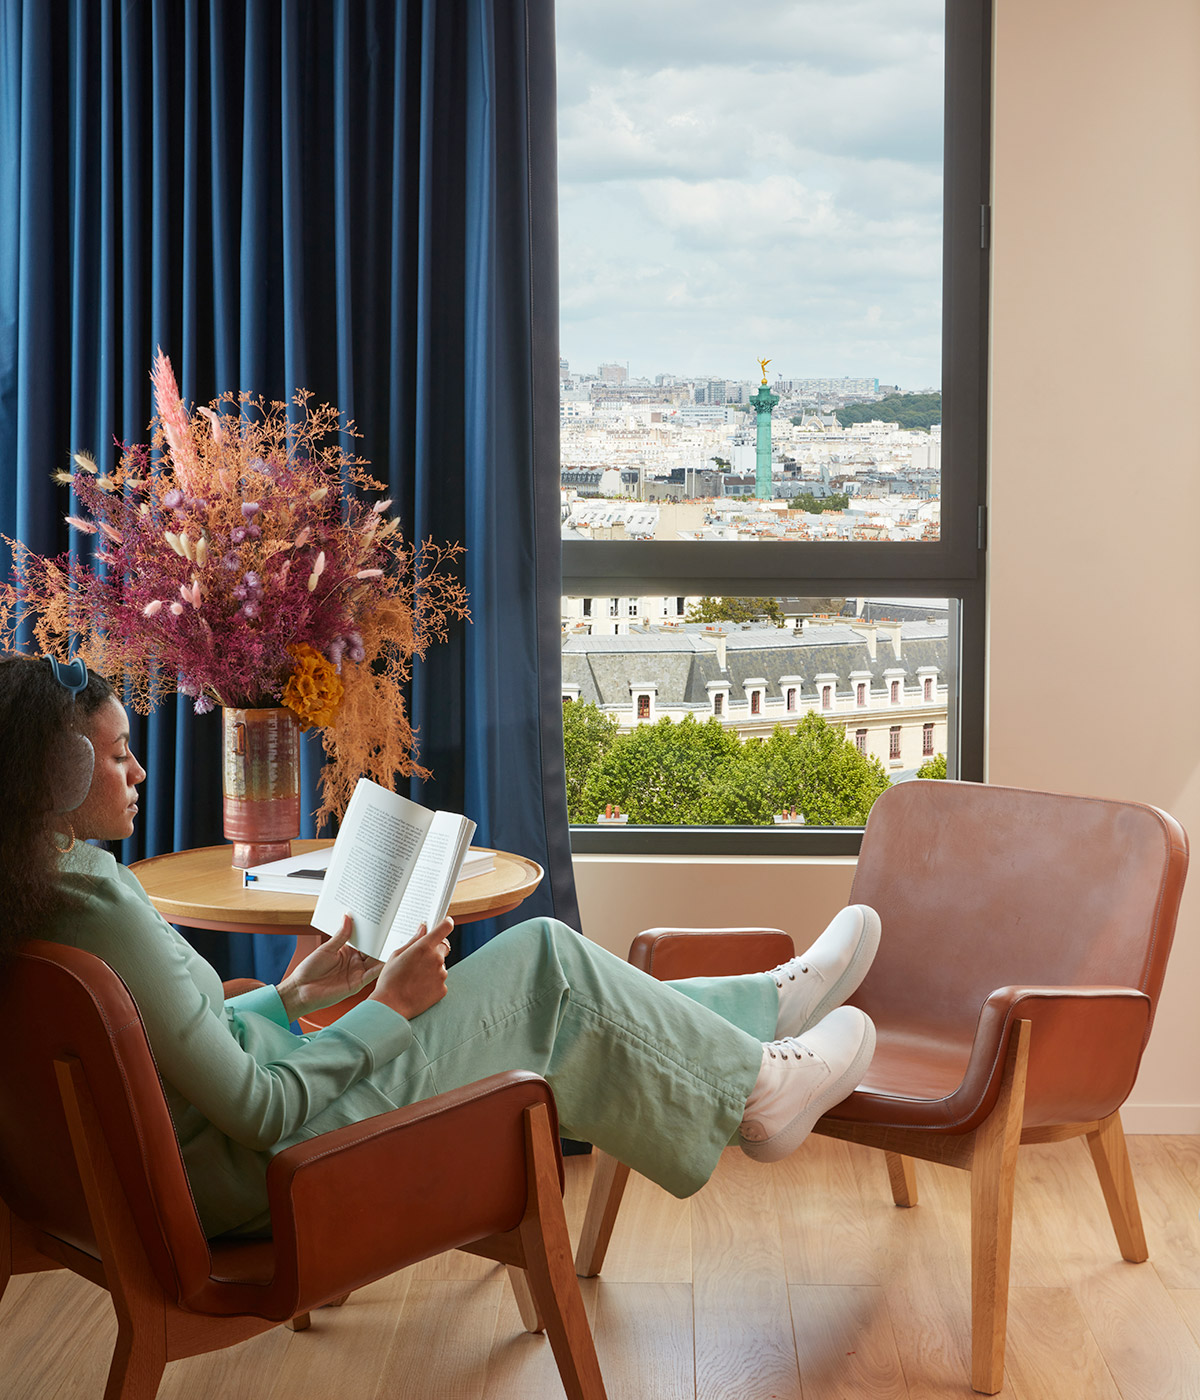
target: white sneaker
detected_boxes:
[739,1006,876,1163]
[767,904,881,1038]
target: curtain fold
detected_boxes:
[0,0,578,978]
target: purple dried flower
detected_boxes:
[233,585,248,601]
[348,645,365,663]
[245,524,261,540]
[163,489,184,509]
[231,527,247,544]
[194,695,215,715]
[248,457,268,473]
[222,551,240,569]
[328,638,347,668]
[244,571,261,589]
[241,502,261,518]
[242,600,260,619]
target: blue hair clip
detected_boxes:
[45,655,95,814]
[47,655,89,696]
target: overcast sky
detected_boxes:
[556,0,943,389]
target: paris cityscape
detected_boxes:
[558,363,948,824]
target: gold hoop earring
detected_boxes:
[54,823,76,855]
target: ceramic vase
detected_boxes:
[221,706,301,868]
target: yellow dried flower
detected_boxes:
[281,643,344,731]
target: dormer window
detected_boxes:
[780,676,802,714]
[743,678,767,717]
[816,673,837,712]
[707,680,730,717]
[631,682,657,723]
[857,682,867,707]
[918,666,939,704]
[561,684,581,705]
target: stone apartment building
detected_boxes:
[560,613,949,777]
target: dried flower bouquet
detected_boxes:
[1,350,469,824]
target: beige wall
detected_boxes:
[574,0,1200,1131]
[987,0,1200,1129]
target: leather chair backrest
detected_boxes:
[0,941,215,1301]
[849,781,1188,1043]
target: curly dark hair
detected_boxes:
[0,654,116,960]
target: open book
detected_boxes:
[305,778,477,959]
[242,844,494,896]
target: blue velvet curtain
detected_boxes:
[0,0,578,979]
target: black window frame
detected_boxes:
[562,2,990,857]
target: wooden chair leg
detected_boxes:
[574,1150,631,1278]
[103,1294,168,1400]
[885,1151,918,1207]
[1086,1111,1148,1263]
[517,1103,607,1400]
[507,1263,545,1333]
[286,1313,311,1331]
[968,1020,1030,1396]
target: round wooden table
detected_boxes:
[130,839,544,1028]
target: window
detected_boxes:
[923,722,935,756]
[559,4,988,851]
[608,598,619,618]
[637,694,650,720]
[889,726,902,761]
[855,729,867,754]
[750,691,761,716]
[786,687,797,712]
[890,680,900,704]
[628,599,638,617]
[713,691,723,716]
[581,597,591,618]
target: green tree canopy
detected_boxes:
[685,596,785,627]
[787,492,849,513]
[577,715,742,824]
[916,752,947,779]
[570,711,890,826]
[836,392,942,432]
[560,700,620,824]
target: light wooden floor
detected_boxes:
[4,1134,1200,1399]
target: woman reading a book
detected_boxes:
[0,654,879,1239]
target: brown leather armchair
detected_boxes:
[0,941,606,1400]
[575,780,1188,1395]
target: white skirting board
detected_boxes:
[1120,1104,1200,1134]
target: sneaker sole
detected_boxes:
[740,1016,877,1164]
[792,905,882,1037]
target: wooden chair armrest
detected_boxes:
[258,1071,560,1317]
[629,927,794,979]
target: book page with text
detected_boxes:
[311,781,435,956]
[379,811,475,958]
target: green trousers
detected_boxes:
[293,917,777,1200]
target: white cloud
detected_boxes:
[556,0,944,387]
